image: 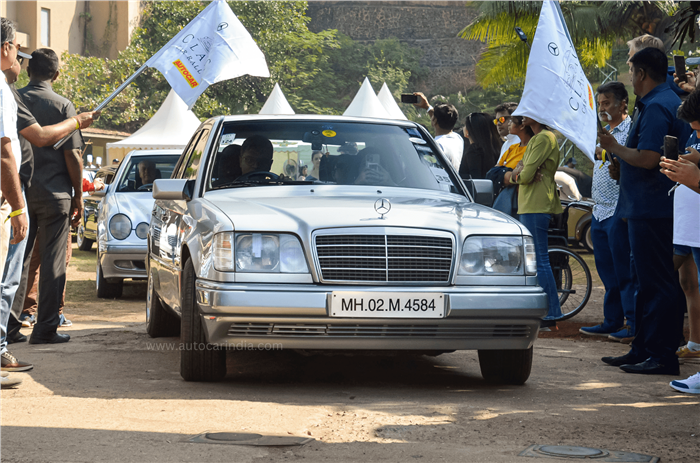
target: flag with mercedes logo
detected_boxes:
[512,0,597,161]
[145,0,270,108]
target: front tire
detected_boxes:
[96,252,123,298]
[478,347,533,385]
[146,268,179,338]
[180,257,226,382]
[77,225,94,251]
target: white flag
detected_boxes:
[512,0,596,161]
[146,0,270,109]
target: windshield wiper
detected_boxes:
[211,179,316,190]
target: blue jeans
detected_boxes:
[520,213,562,319]
[590,215,635,331]
[0,195,29,354]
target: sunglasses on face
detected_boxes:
[493,116,511,125]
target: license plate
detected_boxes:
[330,292,445,318]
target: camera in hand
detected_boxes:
[400,94,418,104]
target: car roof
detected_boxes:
[125,149,182,157]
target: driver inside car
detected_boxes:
[238,135,274,178]
[137,160,160,188]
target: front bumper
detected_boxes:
[195,281,548,351]
[100,244,148,280]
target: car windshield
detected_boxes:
[206,120,461,194]
[115,155,180,193]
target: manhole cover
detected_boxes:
[538,446,608,458]
[519,445,659,462]
[205,433,263,442]
[188,431,313,447]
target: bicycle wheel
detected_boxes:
[547,246,592,320]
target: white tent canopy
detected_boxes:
[259,83,295,115]
[106,90,201,161]
[377,82,407,120]
[343,77,391,119]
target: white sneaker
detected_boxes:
[670,372,700,394]
[0,372,23,388]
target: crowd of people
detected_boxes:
[411,33,700,394]
[1,18,99,388]
[3,17,700,394]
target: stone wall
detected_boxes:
[306,1,484,94]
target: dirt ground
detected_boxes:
[1,244,698,462]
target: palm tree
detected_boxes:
[460,1,678,90]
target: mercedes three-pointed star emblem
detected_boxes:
[374,198,391,218]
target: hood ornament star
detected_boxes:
[374,198,391,219]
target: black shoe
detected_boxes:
[7,331,27,344]
[28,332,70,344]
[601,352,645,366]
[620,358,680,376]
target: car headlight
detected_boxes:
[109,214,132,240]
[135,222,149,239]
[458,236,524,275]
[210,232,309,273]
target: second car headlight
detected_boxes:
[109,214,132,240]
[458,236,525,275]
[135,222,149,239]
[213,232,309,273]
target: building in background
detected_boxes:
[1,0,140,59]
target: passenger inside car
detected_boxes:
[212,144,242,187]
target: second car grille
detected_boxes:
[315,234,453,283]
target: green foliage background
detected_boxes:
[50,0,428,133]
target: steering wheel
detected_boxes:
[235,171,279,182]
[137,183,153,191]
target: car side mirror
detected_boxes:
[463,179,494,207]
[153,179,192,201]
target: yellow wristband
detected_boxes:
[72,117,80,131]
[5,208,25,223]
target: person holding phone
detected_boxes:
[598,48,692,375]
[412,93,463,171]
[579,82,636,343]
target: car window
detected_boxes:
[206,121,461,194]
[174,131,202,179]
[183,129,210,181]
[114,155,181,193]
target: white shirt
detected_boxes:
[497,133,521,164]
[435,132,464,172]
[674,133,700,247]
[592,117,631,221]
[0,77,21,175]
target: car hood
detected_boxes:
[114,192,155,225]
[203,186,524,237]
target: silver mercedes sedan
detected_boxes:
[147,115,547,384]
[93,149,181,298]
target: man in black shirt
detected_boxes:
[1,55,97,349]
[17,49,87,344]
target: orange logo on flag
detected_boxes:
[588,84,594,110]
[173,59,199,88]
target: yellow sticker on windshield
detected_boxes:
[322,130,337,138]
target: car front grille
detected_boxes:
[315,234,453,283]
[227,322,530,339]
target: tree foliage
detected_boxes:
[53,1,426,132]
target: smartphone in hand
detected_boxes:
[664,135,680,161]
[400,94,418,104]
[674,55,687,83]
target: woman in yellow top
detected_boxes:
[513,116,563,328]
[491,115,533,218]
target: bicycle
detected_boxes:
[546,202,593,320]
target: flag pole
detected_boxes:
[52,63,149,150]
